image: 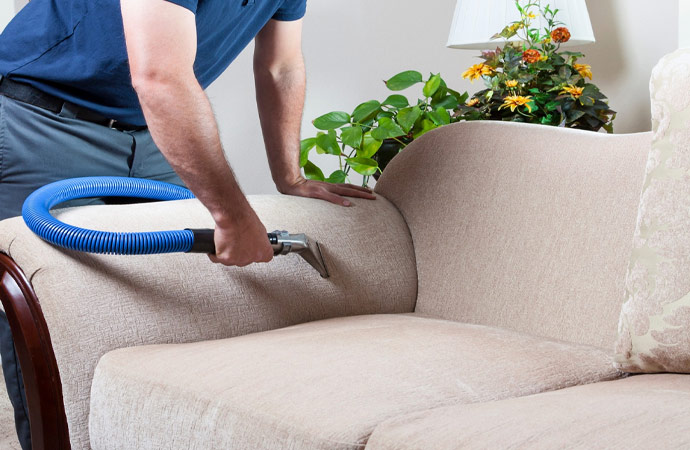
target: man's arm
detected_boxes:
[253,19,376,207]
[120,0,273,266]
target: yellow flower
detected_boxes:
[539,54,549,62]
[543,37,552,44]
[526,12,537,19]
[462,63,494,82]
[561,84,584,98]
[499,95,534,113]
[505,80,518,88]
[466,98,480,107]
[573,63,593,80]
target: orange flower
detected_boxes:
[505,80,518,88]
[466,98,480,107]
[522,49,541,64]
[551,27,571,43]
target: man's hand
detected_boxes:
[277,176,376,207]
[210,209,274,266]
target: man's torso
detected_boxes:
[0,0,306,126]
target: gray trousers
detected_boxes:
[0,94,183,449]
[0,95,183,220]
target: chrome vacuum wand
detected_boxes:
[186,229,330,278]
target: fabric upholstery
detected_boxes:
[0,195,416,449]
[375,121,650,348]
[616,49,690,373]
[366,374,690,450]
[89,314,620,450]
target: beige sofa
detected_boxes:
[2,66,690,449]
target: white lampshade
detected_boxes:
[447,0,595,50]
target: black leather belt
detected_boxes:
[0,76,147,132]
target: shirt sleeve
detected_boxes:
[272,0,307,21]
[163,0,198,14]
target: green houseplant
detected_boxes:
[301,0,614,186]
[300,72,467,186]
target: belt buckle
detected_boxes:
[107,119,116,129]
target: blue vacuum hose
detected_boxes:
[21,176,331,277]
[21,176,213,255]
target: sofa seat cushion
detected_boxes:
[366,374,690,450]
[89,314,621,450]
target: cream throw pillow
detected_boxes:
[615,49,690,373]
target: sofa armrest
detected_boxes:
[0,193,416,449]
[375,121,652,348]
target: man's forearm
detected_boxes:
[135,77,252,226]
[254,57,306,191]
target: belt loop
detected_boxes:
[58,102,79,119]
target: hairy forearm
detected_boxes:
[254,58,306,191]
[135,77,251,225]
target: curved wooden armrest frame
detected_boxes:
[0,253,70,450]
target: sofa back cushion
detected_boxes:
[375,121,650,348]
[615,48,690,373]
[0,195,416,449]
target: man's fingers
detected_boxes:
[315,190,351,207]
[341,183,374,193]
[329,184,377,200]
[208,252,270,266]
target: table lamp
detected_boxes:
[447,0,595,50]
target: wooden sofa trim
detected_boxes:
[0,253,70,450]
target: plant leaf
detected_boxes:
[432,95,460,110]
[428,106,451,126]
[303,161,325,181]
[316,131,341,155]
[423,73,442,98]
[413,119,437,139]
[299,138,316,167]
[360,132,383,158]
[397,106,423,133]
[385,70,423,91]
[313,111,351,130]
[346,157,379,176]
[382,94,410,108]
[371,117,405,140]
[326,170,347,184]
[340,125,363,149]
[352,100,382,122]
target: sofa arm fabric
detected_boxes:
[375,121,650,349]
[0,194,417,449]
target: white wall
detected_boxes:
[0,1,14,32]
[3,1,679,194]
[210,0,678,194]
[681,0,690,47]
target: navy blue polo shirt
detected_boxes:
[0,0,307,126]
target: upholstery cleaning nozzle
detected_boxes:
[187,229,330,278]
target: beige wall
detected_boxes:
[209,0,678,194]
[577,0,678,134]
